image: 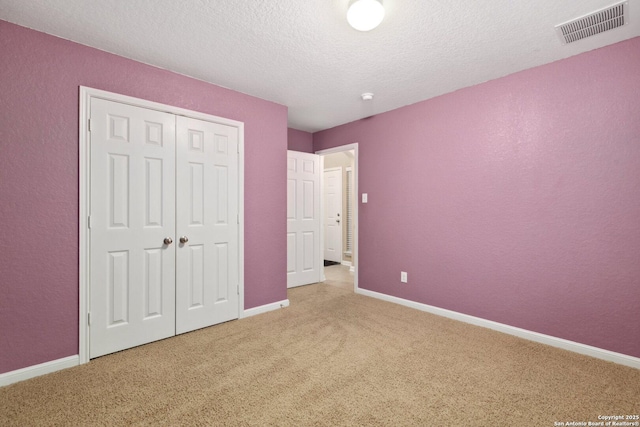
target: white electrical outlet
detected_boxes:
[401,271,408,283]
[362,193,368,203]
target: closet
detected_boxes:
[88,96,239,358]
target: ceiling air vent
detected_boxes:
[555,1,628,45]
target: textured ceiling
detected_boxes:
[1,0,639,132]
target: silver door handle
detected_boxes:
[180,236,189,244]
[164,237,173,245]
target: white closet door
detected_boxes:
[90,98,176,358]
[175,116,239,334]
[286,150,321,288]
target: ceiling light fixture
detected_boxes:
[361,93,374,101]
[347,0,385,31]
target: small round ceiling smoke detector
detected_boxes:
[361,93,374,101]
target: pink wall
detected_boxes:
[287,128,313,153]
[0,21,287,374]
[314,37,640,358]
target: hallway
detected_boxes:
[323,264,353,292]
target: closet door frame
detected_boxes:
[79,86,245,365]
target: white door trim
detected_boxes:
[79,86,245,364]
[316,143,359,291]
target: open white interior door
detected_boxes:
[287,150,321,288]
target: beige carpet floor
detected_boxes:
[1,282,639,426]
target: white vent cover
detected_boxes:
[555,1,628,45]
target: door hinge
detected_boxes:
[237,284,239,295]
[88,312,91,326]
[88,215,92,229]
[237,214,239,225]
[88,118,92,132]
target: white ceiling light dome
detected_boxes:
[347,0,385,31]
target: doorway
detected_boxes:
[318,145,358,292]
[285,144,358,292]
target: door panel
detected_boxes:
[323,168,343,263]
[143,248,164,318]
[188,244,205,308]
[287,151,321,288]
[176,116,239,334]
[90,98,176,358]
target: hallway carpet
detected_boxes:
[1,283,639,426]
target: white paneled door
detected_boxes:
[176,116,239,334]
[89,98,239,358]
[323,168,342,263]
[286,151,321,288]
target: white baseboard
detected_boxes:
[0,355,79,387]
[349,266,355,273]
[341,261,352,267]
[242,299,290,318]
[356,288,640,370]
